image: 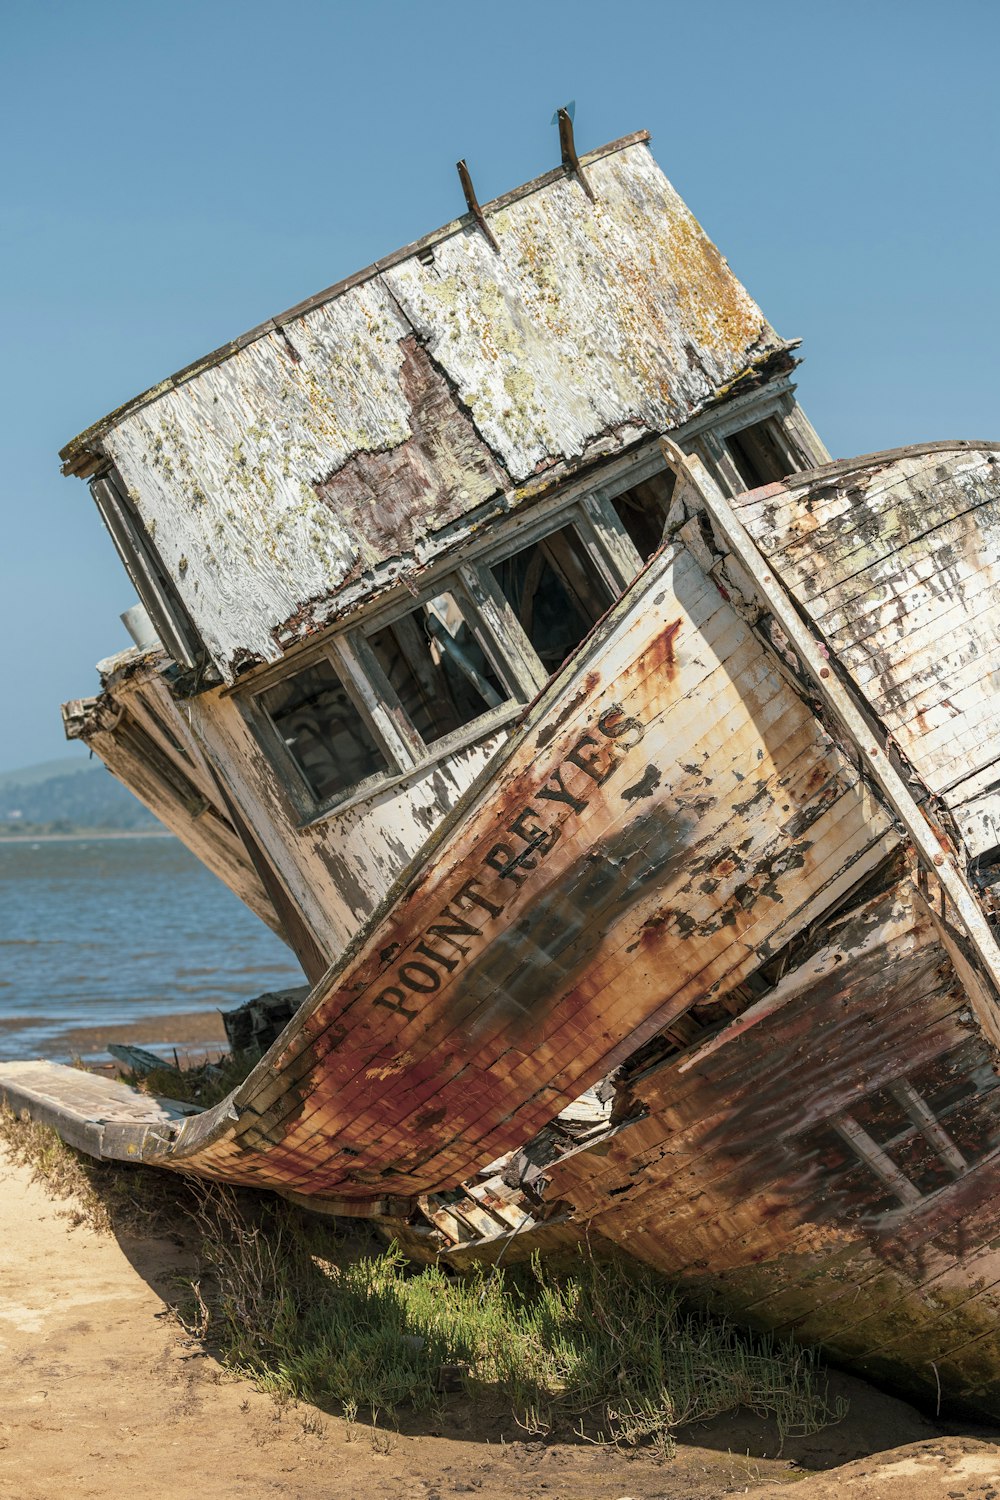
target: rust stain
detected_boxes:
[644,618,683,679]
[142,550,889,1201]
[534,670,602,750]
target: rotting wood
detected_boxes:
[67,141,790,680]
[10,532,902,1192]
[31,121,1000,1422]
[658,439,1000,1049]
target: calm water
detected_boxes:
[0,836,304,1060]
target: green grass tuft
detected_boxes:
[188,1184,846,1453]
[1,1107,846,1455]
[0,1105,200,1235]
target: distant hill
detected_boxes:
[0,756,159,835]
[0,757,100,791]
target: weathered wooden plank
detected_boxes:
[731,445,989,535]
[58,540,887,1206]
[674,443,1000,1045]
[0,1061,199,1160]
[820,543,999,656]
[548,919,965,1225]
[229,578,885,1165]
[734,444,1000,845]
[89,140,786,681]
[940,753,1000,808]
[741,452,997,583]
[69,679,283,938]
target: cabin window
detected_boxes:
[801,1039,1000,1218]
[609,471,676,562]
[725,420,790,490]
[368,591,507,747]
[246,485,650,817]
[490,523,614,676]
[257,659,388,805]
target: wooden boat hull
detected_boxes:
[6,440,1000,1418]
[546,876,1000,1418]
[6,511,894,1185]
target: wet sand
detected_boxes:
[49,1006,228,1060]
[0,1007,228,1066]
[0,830,173,843]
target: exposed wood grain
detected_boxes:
[738,448,1000,818]
[64,661,283,937]
[86,141,785,679]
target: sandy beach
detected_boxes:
[2,1149,999,1500]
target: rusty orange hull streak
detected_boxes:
[7,443,1000,1420]
[127,536,890,1197]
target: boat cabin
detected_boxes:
[29,124,1000,1424]
[60,127,829,979]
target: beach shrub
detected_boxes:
[0,1108,846,1453]
[188,1183,846,1454]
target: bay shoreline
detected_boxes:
[0,829,173,843]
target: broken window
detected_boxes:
[725,420,790,490]
[368,592,507,746]
[801,1039,1000,1218]
[257,658,388,805]
[610,471,676,562]
[490,524,614,676]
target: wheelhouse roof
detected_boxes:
[60,130,794,678]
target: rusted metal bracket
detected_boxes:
[557,107,595,201]
[456,159,501,254]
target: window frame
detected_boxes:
[465,499,634,684]
[245,574,531,824]
[239,487,649,825]
[239,392,827,826]
[254,647,403,814]
[355,573,529,765]
[91,468,205,672]
[679,382,831,499]
[250,634,415,822]
[235,380,832,825]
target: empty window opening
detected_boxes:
[369,592,507,746]
[726,421,790,491]
[258,659,387,805]
[491,525,614,676]
[803,1039,1000,1216]
[611,471,676,562]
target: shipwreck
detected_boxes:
[4,120,1000,1420]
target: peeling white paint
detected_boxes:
[96,141,782,677]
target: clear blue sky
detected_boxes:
[2,0,997,772]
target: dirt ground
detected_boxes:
[2,1153,999,1500]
